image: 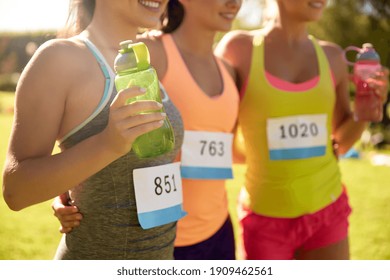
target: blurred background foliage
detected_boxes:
[232,0,390,149]
[0,0,389,92]
[0,1,388,149]
[0,0,389,145]
[0,0,389,260]
[232,0,389,68]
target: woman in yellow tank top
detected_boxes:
[52,0,243,260]
[215,0,389,259]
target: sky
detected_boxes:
[0,0,70,32]
[0,0,260,33]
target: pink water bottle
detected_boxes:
[344,43,382,122]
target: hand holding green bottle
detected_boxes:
[114,40,175,158]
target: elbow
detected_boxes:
[3,186,23,212]
[333,140,352,157]
[3,173,24,212]
[337,145,351,156]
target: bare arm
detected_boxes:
[3,40,166,211]
[215,30,255,162]
[324,41,389,155]
[326,42,367,155]
[215,30,253,93]
[137,32,168,80]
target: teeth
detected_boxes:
[139,0,160,9]
[221,13,235,20]
[309,1,324,8]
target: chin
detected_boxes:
[310,11,325,20]
[141,17,161,29]
[217,23,234,33]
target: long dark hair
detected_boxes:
[59,0,184,37]
[57,0,96,38]
[160,0,185,33]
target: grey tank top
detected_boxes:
[54,38,184,260]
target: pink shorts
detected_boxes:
[240,190,352,260]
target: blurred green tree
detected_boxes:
[309,0,389,67]
[233,0,389,67]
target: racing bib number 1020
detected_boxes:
[267,114,328,160]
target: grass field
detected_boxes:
[1,91,390,260]
[0,91,61,259]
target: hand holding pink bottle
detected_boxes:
[344,43,383,122]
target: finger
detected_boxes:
[58,212,83,222]
[61,221,80,228]
[367,79,388,102]
[372,71,387,81]
[53,205,79,217]
[113,100,163,119]
[56,211,82,226]
[381,66,389,77]
[59,193,70,205]
[111,87,147,109]
[59,226,73,234]
[51,196,64,211]
[61,219,81,228]
[124,119,165,139]
[116,112,166,131]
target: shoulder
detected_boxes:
[136,31,167,78]
[218,57,237,83]
[137,31,165,55]
[17,37,96,104]
[33,37,87,64]
[215,29,266,63]
[317,39,346,70]
[317,39,344,61]
[215,30,262,90]
[317,39,348,83]
[24,37,91,80]
[219,29,255,43]
[215,30,254,56]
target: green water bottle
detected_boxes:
[114,40,175,158]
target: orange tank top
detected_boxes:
[161,34,239,246]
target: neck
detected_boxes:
[84,9,138,52]
[171,19,216,58]
[265,18,309,47]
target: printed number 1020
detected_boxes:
[280,123,319,139]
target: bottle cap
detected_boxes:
[119,40,134,51]
[362,43,373,49]
[356,43,380,62]
[114,41,150,73]
[114,46,137,73]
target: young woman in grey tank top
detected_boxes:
[2,0,184,259]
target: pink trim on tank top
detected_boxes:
[239,71,336,99]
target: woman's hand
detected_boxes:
[368,67,389,104]
[99,86,166,157]
[52,193,82,234]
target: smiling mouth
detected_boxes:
[138,0,161,9]
[308,1,325,8]
[220,13,236,20]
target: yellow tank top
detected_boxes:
[239,35,342,217]
[161,34,239,245]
